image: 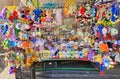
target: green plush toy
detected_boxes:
[70,48,75,58]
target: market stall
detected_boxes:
[0,0,120,77]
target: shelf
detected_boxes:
[39,58,89,62]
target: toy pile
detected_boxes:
[0,0,120,75]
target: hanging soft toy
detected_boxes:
[9,40,17,48]
[3,39,10,49]
[0,7,7,19]
[46,10,52,25]
[110,28,118,36]
[0,24,8,36]
[79,4,86,17]
[97,25,103,37]
[21,41,33,49]
[63,6,69,17]
[91,8,96,17]
[111,3,119,22]
[99,42,109,52]
[96,4,106,22]
[55,9,62,25]
[9,66,16,74]
[33,8,42,22]
[102,27,108,37]
[85,4,91,16]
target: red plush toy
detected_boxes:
[80,4,86,17]
[13,11,18,19]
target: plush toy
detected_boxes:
[79,50,84,58]
[88,49,94,62]
[82,48,89,58]
[97,25,103,37]
[9,40,17,48]
[0,24,8,35]
[33,8,42,22]
[111,3,119,22]
[91,8,96,17]
[59,51,63,59]
[70,48,75,58]
[42,50,50,59]
[94,54,102,64]
[0,7,7,19]
[99,42,109,52]
[115,53,120,62]
[66,50,70,58]
[6,10,11,19]
[96,4,106,22]
[102,27,108,37]
[79,4,86,17]
[64,6,69,17]
[55,9,62,25]
[75,51,79,59]
[110,28,118,36]
[85,4,91,16]
[21,41,33,49]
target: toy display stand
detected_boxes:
[1,0,120,79]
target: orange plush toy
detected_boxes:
[99,42,109,52]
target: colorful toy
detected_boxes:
[33,8,42,22]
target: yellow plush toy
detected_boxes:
[42,50,50,59]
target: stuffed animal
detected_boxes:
[55,9,62,25]
[59,51,63,59]
[33,8,42,22]
[0,7,7,19]
[42,50,50,59]
[79,4,86,17]
[96,4,106,22]
[0,24,8,35]
[75,51,79,59]
[79,50,84,58]
[46,10,52,22]
[111,3,119,22]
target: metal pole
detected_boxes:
[31,65,36,79]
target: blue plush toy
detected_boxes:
[97,25,103,37]
[9,40,17,48]
[79,50,84,58]
[33,8,42,22]
[111,3,119,22]
[91,8,96,17]
[0,24,8,35]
